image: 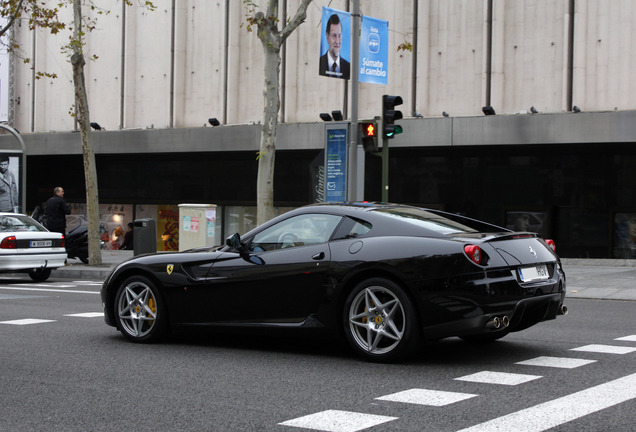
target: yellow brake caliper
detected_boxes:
[148,297,156,325]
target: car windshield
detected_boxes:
[374,208,478,235]
[0,215,46,232]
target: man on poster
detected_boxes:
[0,155,18,212]
[319,13,350,80]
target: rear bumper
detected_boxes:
[0,252,67,271]
[421,293,566,340]
[417,262,567,339]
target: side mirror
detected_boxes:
[225,233,244,251]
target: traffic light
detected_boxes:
[382,95,403,138]
[360,120,378,152]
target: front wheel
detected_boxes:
[29,268,52,282]
[343,278,419,363]
[114,275,167,343]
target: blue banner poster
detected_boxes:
[359,15,389,85]
[325,128,348,202]
[319,7,352,80]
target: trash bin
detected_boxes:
[133,218,157,256]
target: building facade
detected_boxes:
[1,0,635,257]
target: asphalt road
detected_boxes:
[0,277,634,432]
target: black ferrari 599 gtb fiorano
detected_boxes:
[101,202,567,362]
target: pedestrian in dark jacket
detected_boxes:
[45,186,71,234]
[120,222,134,250]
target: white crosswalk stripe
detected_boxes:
[0,318,56,325]
[454,371,542,386]
[516,356,597,368]
[375,388,477,406]
[64,312,104,318]
[614,335,636,342]
[455,373,636,432]
[571,344,636,354]
[280,335,635,431]
[279,410,397,432]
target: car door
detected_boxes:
[180,213,342,325]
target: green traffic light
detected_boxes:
[385,125,403,138]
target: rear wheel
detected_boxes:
[343,278,419,362]
[28,268,52,282]
[114,275,167,343]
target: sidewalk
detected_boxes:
[55,252,636,301]
[57,250,136,281]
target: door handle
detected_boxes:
[312,252,325,260]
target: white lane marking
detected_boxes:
[279,410,397,432]
[615,335,636,342]
[0,318,56,325]
[0,286,98,295]
[64,312,104,318]
[375,389,477,406]
[571,344,636,354]
[8,283,77,288]
[455,373,636,432]
[455,371,542,386]
[516,356,597,369]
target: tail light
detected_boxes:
[1,236,17,249]
[545,239,556,252]
[464,245,483,265]
[61,235,66,248]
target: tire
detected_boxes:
[114,275,167,343]
[343,278,419,363]
[29,268,52,282]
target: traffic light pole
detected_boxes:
[381,135,389,202]
[347,0,363,202]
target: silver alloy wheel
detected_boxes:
[348,286,406,355]
[117,280,158,338]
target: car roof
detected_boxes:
[256,202,467,238]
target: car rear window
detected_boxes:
[0,215,46,232]
[374,208,478,235]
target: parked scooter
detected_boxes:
[65,223,89,264]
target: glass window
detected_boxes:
[374,208,478,235]
[0,215,45,232]
[251,213,342,251]
[333,217,372,239]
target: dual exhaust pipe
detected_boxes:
[485,304,568,329]
[485,315,510,330]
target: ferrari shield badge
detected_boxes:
[167,264,174,275]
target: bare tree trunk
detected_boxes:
[256,44,280,225]
[71,0,101,265]
[253,0,312,226]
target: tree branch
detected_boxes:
[280,0,311,42]
[0,0,24,37]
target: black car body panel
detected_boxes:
[101,203,566,358]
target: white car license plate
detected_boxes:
[30,240,52,247]
[518,264,549,282]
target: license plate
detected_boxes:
[518,264,549,282]
[30,240,52,248]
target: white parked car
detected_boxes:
[0,213,67,282]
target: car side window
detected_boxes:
[250,213,342,251]
[332,217,372,240]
